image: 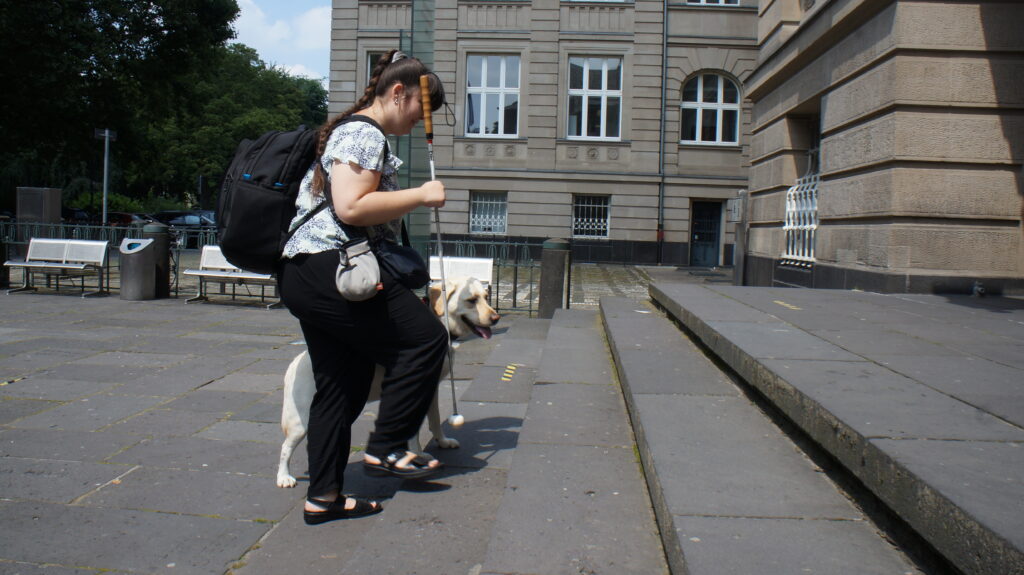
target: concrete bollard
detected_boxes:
[142,223,171,298]
[538,238,571,319]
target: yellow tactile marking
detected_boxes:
[773,300,802,311]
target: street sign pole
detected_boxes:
[94,128,117,224]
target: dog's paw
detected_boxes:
[277,474,298,488]
[435,437,460,449]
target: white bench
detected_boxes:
[183,245,280,309]
[429,256,494,286]
[4,238,109,297]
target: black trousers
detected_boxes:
[278,249,448,499]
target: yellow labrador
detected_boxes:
[277,276,499,487]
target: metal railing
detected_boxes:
[432,237,542,316]
[2,223,546,314]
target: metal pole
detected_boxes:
[102,130,110,225]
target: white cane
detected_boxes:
[420,75,464,428]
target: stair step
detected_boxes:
[601,296,923,575]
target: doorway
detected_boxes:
[690,201,721,267]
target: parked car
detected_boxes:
[106,212,153,226]
[154,210,216,248]
[61,207,91,224]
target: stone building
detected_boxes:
[743,0,1023,293]
[329,0,759,266]
[330,0,1021,292]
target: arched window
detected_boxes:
[680,74,740,145]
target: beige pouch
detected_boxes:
[335,238,382,301]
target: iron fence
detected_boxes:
[2,223,547,314]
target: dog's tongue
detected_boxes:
[473,325,492,340]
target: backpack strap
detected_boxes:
[289,115,392,241]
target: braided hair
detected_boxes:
[311,49,445,195]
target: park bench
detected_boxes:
[183,245,280,309]
[429,255,494,286]
[4,238,109,297]
[429,255,494,289]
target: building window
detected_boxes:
[469,192,508,235]
[782,140,820,266]
[572,195,610,238]
[686,0,739,4]
[466,54,520,137]
[367,52,385,83]
[680,74,740,145]
[568,57,622,141]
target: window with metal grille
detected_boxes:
[567,57,622,141]
[572,195,610,238]
[466,54,520,137]
[782,173,819,265]
[469,192,508,235]
[681,74,740,145]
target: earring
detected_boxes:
[394,97,400,106]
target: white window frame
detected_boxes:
[567,57,622,142]
[680,74,741,146]
[686,0,739,5]
[465,54,521,138]
[469,192,508,235]
[572,195,610,238]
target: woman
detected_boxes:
[278,50,448,525]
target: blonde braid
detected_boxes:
[311,49,400,196]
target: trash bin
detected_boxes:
[119,237,156,300]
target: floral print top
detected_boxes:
[281,120,403,258]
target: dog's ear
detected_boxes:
[429,282,444,317]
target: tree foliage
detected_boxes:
[0,1,328,212]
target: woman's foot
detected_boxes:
[363,450,442,479]
[303,496,382,525]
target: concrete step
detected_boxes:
[600,296,925,574]
[479,308,669,575]
[647,283,1024,575]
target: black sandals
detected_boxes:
[363,451,443,479]
[303,496,382,525]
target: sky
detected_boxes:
[231,0,332,86]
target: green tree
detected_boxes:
[129,44,328,205]
[0,0,238,208]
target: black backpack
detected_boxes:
[216,115,387,274]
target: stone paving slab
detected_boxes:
[649,282,1024,575]
[633,394,861,520]
[0,427,143,461]
[108,434,279,475]
[519,382,634,447]
[459,364,536,404]
[0,500,269,574]
[340,467,509,575]
[482,443,667,575]
[80,466,294,521]
[762,359,1024,441]
[10,393,168,431]
[676,516,920,575]
[0,457,131,503]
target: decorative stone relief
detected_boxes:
[608,148,619,161]
[568,147,578,159]
[587,148,598,160]
[466,144,476,157]
[505,145,515,157]
[485,145,496,157]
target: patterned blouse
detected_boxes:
[281,120,403,258]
